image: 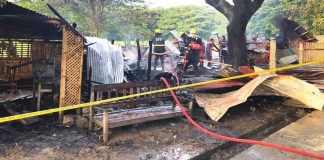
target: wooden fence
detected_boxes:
[299,35,324,65]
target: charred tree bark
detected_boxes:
[206,0,264,68]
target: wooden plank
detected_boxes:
[92,81,161,91]
[103,111,109,143]
[188,101,194,116]
[123,89,126,96]
[299,41,304,64]
[107,90,111,99]
[270,39,276,72]
[76,37,84,116]
[149,86,153,98]
[137,87,141,98]
[94,106,185,129]
[37,83,41,111]
[88,87,95,131]
[2,104,39,125]
[94,118,103,127]
[59,27,68,122]
[94,97,171,110]
[108,112,183,128]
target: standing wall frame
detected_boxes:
[59,26,84,121]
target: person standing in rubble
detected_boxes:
[206,38,220,67]
[181,29,204,75]
[152,29,166,72]
[219,35,228,63]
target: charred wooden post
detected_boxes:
[88,66,92,101]
[136,38,141,69]
[270,39,276,72]
[147,41,153,80]
[88,86,94,131]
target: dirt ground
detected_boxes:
[0,96,307,160]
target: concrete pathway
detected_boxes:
[231,111,324,160]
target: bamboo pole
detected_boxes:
[270,39,276,72]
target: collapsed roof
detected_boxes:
[271,15,318,42]
[0,2,80,40]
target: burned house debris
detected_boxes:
[0,1,324,160]
[0,2,84,122]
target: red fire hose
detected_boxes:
[160,77,324,159]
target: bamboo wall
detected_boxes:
[301,35,324,65]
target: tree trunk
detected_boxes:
[227,11,251,69]
[205,0,265,69]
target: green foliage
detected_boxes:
[155,6,228,39]
[247,0,282,38]
[247,0,324,38]
[283,0,324,35]
[8,0,324,40]
[105,5,157,40]
[14,0,52,16]
[12,1,228,41]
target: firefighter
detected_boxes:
[206,38,220,67]
[181,29,204,75]
[189,29,205,67]
[152,29,166,72]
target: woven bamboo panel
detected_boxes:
[315,35,324,42]
[303,42,324,65]
[59,27,84,108]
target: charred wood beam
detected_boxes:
[136,38,141,69]
[147,41,153,81]
[9,58,46,69]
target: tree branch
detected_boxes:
[205,0,233,20]
[250,0,265,14]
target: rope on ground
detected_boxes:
[0,59,324,123]
[160,77,324,160]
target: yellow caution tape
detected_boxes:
[1,59,324,123]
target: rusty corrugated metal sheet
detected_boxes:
[195,73,324,121]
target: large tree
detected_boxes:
[206,0,264,68]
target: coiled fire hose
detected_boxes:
[160,77,324,159]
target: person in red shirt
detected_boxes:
[206,38,220,67]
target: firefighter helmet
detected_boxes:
[155,29,161,33]
[190,29,197,35]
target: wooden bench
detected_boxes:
[88,80,193,143]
